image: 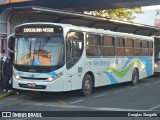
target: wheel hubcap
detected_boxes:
[84,79,90,91]
[133,73,137,83]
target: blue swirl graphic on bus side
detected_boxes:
[121,57,133,70]
[103,71,118,84]
[139,57,152,76]
[103,57,152,84]
[115,57,119,65]
[121,57,152,76]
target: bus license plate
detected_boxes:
[27,83,36,88]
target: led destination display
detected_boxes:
[15,25,63,34]
[23,28,54,33]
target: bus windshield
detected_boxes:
[15,35,64,66]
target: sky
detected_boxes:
[133,5,160,26]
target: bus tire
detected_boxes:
[131,69,139,85]
[80,74,93,96]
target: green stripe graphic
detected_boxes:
[107,60,140,77]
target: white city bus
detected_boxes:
[8,22,154,96]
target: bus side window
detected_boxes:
[149,41,153,56]
[125,38,134,56]
[102,35,115,56]
[66,31,84,69]
[116,37,125,56]
[86,33,101,57]
[134,40,142,56]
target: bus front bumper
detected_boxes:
[12,77,64,92]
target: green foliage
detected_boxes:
[85,8,143,22]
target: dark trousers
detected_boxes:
[4,76,12,90]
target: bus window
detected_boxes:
[102,36,115,56]
[142,41,149,56]
[116,37,125,56]
[86,34,101,57]
[66,31,84,69]
[125,38,134,56]
[149,41,153,56]
[134,40,142,56]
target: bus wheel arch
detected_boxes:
[131,68,139,85]
[80,72,94,96]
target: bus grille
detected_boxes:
[20,77,48,80]
[19,84,46,89]
[14,65,53,73]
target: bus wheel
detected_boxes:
[131,69,139,85]
[80,74,93,96]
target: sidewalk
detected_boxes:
[0,85,13,99]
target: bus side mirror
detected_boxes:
[8,36,15,53]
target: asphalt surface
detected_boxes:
[0,75,160,120]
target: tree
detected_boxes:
[85,7,143,22]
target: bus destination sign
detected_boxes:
[23,28,54,33]
[15,25,63,34]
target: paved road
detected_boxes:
[0,75,160,120]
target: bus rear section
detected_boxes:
[154,37,160,74]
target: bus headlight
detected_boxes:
[48,72,64,82]
[48,77,54,82]
[15,75,21,80]
[155,64,158,68]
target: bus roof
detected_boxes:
[15,22,154,41]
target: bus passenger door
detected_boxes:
[66,40,84,90]
[66,31,84,91]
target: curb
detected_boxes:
[0,91,14,99]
